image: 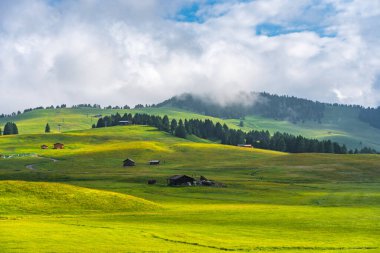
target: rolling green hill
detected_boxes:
[1,104,380,150]
[0,180,159,214]
[0,124,379,252]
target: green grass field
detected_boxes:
[0,124,379,252]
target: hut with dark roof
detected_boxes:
[149,160,160,165]
[123,158,135,167]
[167,175,195,186]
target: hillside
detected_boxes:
[2,101,380,151]
[0,180,159,214]
[0,125,379,252]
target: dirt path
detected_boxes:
[25,156,58,170]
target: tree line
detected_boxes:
[94,113,377,154]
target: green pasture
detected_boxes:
[1,105,380,150]
[0,125,379,252]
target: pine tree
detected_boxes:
[96,118,105,128]
[162,115,170,132]
[0,128,2,135]
[3,122,18,135]
[175,120,186,138]
[45,123,50,133]
[170,119,177,134]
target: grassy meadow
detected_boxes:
[1,105,380,150]
[0,124,379,252]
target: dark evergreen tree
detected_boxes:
[3,122,18,135]
[45,123,50,133]
[162,115,170,132]
[175,119,187,138]
[170,119,177,133]
[96,118,105,128]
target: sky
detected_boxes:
[1,0,380,112]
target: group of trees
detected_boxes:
[359,107,380,129]
[157,92,326,123]
[93,113,375,154]
[72,104,101,109]
[0,122,19,135]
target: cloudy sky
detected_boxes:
[1,0,380,112]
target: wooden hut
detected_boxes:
[167,175,195,186]
[119,120,130,126]
[147,179,157,185]
[53,143,64,149]
[237,144,253,148]
[41,144,48,149]
[123,158,135,167]
[149,160,160,165]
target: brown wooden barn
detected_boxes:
[167,175,195,186]
[53,143,64,149]
[123,158,135,167]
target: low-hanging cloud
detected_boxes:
[0,0,380,113]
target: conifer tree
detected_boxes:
[175,119,186,138]
[170,119,177,133]
[162,115,170,132]
[45,123,50,133]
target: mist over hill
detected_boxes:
[157,92,379,127]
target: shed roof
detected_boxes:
[169,175,194,180]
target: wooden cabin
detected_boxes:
[237,144,253,148]
[41,144,48,149]
[53,143,64,149]
[123,158,135,167]
[149,160,160,165]
[119,120,130,126]
[148,179,157,185]
[167,175,195,186]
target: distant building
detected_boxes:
[41,144,48,149]
[149,160,160,165]
[123,158,135,167]
[167,175,195,186]
[237,144,253,148]
[119,120,130,126]
[53,143,64,149]
[147,179,157,185]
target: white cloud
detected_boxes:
[0,0,379,113]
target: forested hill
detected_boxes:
[359,107,380,129]
[157,92,326,123]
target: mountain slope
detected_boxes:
[1,93,380,150]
